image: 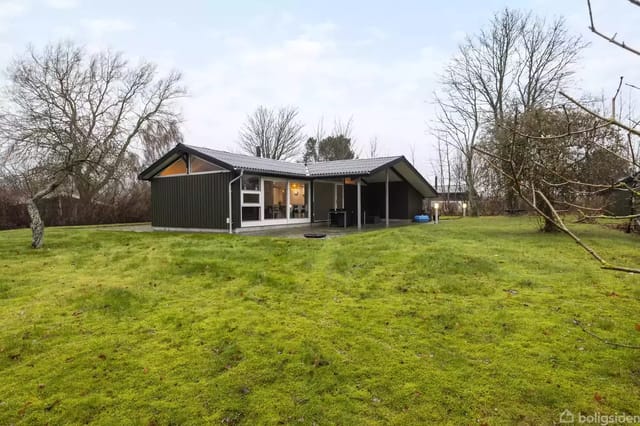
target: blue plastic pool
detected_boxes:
[414,214,430,223]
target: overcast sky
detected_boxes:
[1,0,639,181]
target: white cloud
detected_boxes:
[51,24,76,38]
[0,0,28,20]
[0,0,29,33]
[179,19,446,176]
[44,0,79,9]
[0,0,29,62]
[81,18,134,38]
[11,2,638,182]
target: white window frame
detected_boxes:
[240,174,262,225]
[240,177,311,228]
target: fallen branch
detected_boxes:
[583,213,640,220]
[573,318,640,349]
[473,145,640,274]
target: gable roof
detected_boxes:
[184,145,306,176]
[138,143,437,197]
[181,144,404,178]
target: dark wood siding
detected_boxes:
[407,184,423,218]
[343,184,368,224]
[231,177,241,228]
[151,172,234,229]
[344,184,368,212]
[365,181,424,219]
[313,182,335,221]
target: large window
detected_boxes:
[239,176,311,226]
[241,175,261,222]
[264,180,287,219]
[190,155,224,173]
[156,153,229,178]
[242,175,260,191]
[289,182,308,218]
[158,157,187,176]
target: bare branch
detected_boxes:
[560,91,640,137]
[239,106,304,160]
[586,0,640,56]
[582,213,640,220]
[0,41,184,247]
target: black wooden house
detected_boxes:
[139,144,437,232]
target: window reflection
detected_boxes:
[242,206,260,221]
[242,175,260,191]
[264,180,287,219]
[158,157,187,176]
[289,182,308,218]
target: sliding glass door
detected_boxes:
[289,182,309,218]
[263,180,287,220]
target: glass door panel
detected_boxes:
[264,180,287,219]
[289,182,308,218]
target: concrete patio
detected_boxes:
[237,220,418,238]
[99,220,426,238]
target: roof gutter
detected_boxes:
[228,169,244,234]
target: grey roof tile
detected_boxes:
[308,156,402,176]
[185,144,401,177]
[140,143,437,197]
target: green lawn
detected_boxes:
[1,217,639,425]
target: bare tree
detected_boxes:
[368,136,379,158]
[433,70,481,215]
[239,106,305,160]
[0,42,184,248]
[302,117,327,163]
[433,8,585,215]
[474,103,635,272]
[332,116,354,140]
[332,116,361,158]
[140,119,183,166]
[516,15,587,109]
[408,143,417,166]
[433,136,455,211]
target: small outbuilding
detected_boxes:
[138,144,437,232]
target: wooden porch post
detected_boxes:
[385,168,389,227]
[357,178,362,230]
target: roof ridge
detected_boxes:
[309,155,402,163]
[184,144,298,164]
[184,144,402,164]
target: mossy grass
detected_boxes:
[0,216,639,424]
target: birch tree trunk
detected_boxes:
[24,179,64,249]
[466,156,480,217]
[26,199,44,249]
